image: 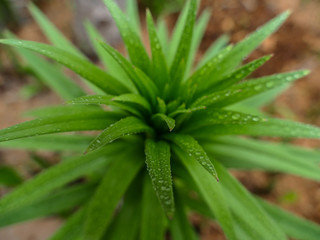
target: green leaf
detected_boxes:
[169,0,197,93]
[146,10,169,91]
[168,106,206,118]
[193,70,309,108]
[0,166,23,187]
[204,136,320,180]
[156,17,169,56]
[195,11,291,95]
[209,55,272,92]
[86,116,152,153]
[0,39,129,95]
[151,113,176,131]
[0,183,94,227]
[183,45,233,102]
[99,41,157,101]
[84,21,136,92]
[185,109,320,139]
[140,175,166,240]
[68,95,143,117]
[83,149,144,240]
[50,208,86,240]
[24,105,102,118]
[215,162,287,240]
[258,198,320,240]
[173,146,237,240]
[104,178,142,240]
[0,108,121,142]
[113,93,152,113]
[126,0,141,36]
[103,0,150,73]
[0,144,122,213]
[3,31,85,100]
[167,134,218,180]
[0,134,92,151]
[170,192,198,240]
[196,34,229,69]
[185,8,211,77]
[197,119,320,139]
[145,139,174,216]
[167,2,189,64]
[28,3,85,59]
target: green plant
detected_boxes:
[0,0,320,239]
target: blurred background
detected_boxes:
[0,0,319,239]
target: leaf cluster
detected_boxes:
[0,0,320,239]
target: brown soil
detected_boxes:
[0,0,320,239]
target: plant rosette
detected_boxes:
[0,0,320,240]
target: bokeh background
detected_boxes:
[0,0,319,239]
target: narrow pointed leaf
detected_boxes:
[147,10,169,90]
[103,0,150,73]
[156,17,169,56]
[0,39,129,95]
[184,109,320,139]
[167,134,218,180]
[84,21,136,92]
[197,34,229,69]
[196,11,290,95]
[192,115,320,139]
[0,108,121,142]
[0,183,94,227]
[258,198,320,240]
[68,95,143,117]
[126,0,141,37]
[84,150,143,240]
[141,176,166,240]
[99,41,157,101]
[169,0,197,89]
[183,45,233,102]
[210,55,272,92]
[2,31,85,100]
[204,137,320,180]
[113,93,152,112]
[0,134,93,152]
[50,208,86,240]
[104,179,142,240]
[170,192,198,240]
[0,144,122,213]
[151,113,176,131]
[28,3,85,59]
[168,2,189,64]
[216,162,287,240]
[185,9,211,77]
[193,70,309,108]
[86,117,152,153]
[174,147,236,240]
[168,106,206,118]
[24,105,103,118]
[67,95,112,105]
[145,139,174,216]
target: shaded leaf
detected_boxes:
[173,146,236,240]
[83,149,144,240]
[103,0,150,73]
[0,144,123,213]
[0,39,129,95]
[0,166,23,187]
[140,175,166,240]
